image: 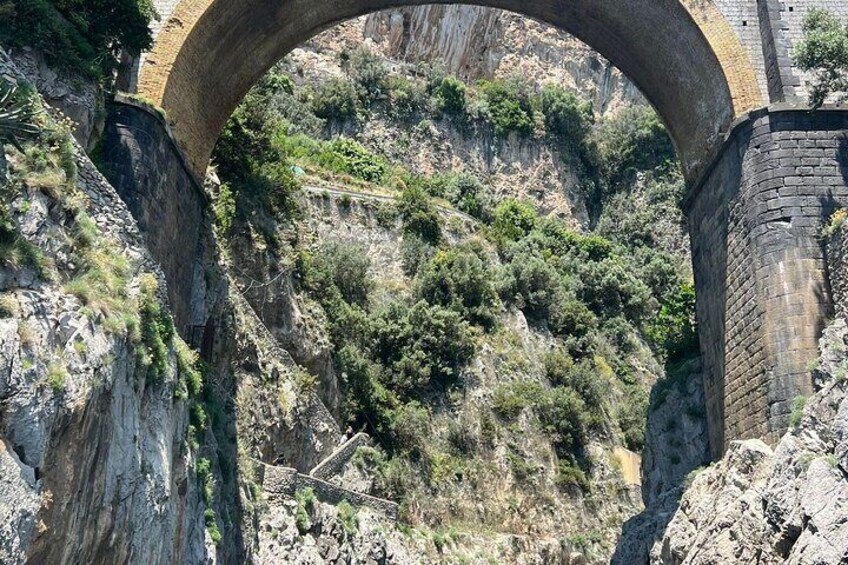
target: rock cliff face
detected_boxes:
[360,6,643,115]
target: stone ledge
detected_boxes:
[310,432,371,481]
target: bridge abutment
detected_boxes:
[687,107,848,457]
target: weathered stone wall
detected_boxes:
[688,107,848,457]
[310,433,371,481]
[101,100,208,336]
[259,463,399,520]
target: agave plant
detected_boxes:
[0,81,40,150]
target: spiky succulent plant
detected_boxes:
[0,81,40,149]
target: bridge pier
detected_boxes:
[687,107,848,457]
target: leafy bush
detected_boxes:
[414,244,499,328]
[477,78,536,136]
[793,9,848,108]
[539,85,593,145]
[347,46,389,105]
[496,251,560,320]
[337,501,359,534]
[397,185,442,244]
[0,0,157,78]
[644,282,698,361]
[442,172,492,221]
[386,76,427,119]
[491,199,537,243]
[434,75,467,116]
[311,78,360,122]
[492,380,545,419]
[593,106,676,192]
[315,241,373,306]
[371,301,477,396]
[318,137,388,183]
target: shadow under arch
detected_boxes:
[137,0,762,182]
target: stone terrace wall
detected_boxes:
[688,107,848,457]
[310,433,372,480]
[259,463,399,521]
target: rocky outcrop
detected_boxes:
[650,318,848,564]
[612,362,711,564]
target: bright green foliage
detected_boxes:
[644,282,698,361]
[414,244,499,328]
[46,361,68,391]
[347,47,389,105]
[337,501,359,534]
[204,509,222,544]
[434,76,467,116]
[0,0,157,78]
[477,78,536,136]
[301,241,372,307]
[137,274,175,386]
[424,172,492,221]
[397,185,442,244]
[793,9,848,108]
[386,76,427,119]
[491,199,537,243]
[539,85,593,145]
[212,183,236,236]
[318,137,388,183]
[295,487,316,534]
[311,78,360,122]
[789,395,807,428]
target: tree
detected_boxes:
[793,9,848,108]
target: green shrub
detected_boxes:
[414,244,499,328]
[371,301,477,396]
[0,0,157,78]
[400,235,435,276]
[212,183,236,236]
[318,241,373,306]
[496,252,559,319]
[318,137,388,183]
[491,199,537,243]
[593,106,676,192]
[196,457,214,505]
[434,75,467,116]
[46,361,68,391]
[397,186,442,244]
[386,76,427,119]
[477,78,536,136]
[311,78,359,122]
[789,395,807,428]
[295,487,316,534]
[440,172,492,221]
[337,501,359,534]
[492,380,544,419]
[204,508,222,544]
[348,47,389,105]
[792,9,848,108]
[136,274,174,386]
[539,85,593,145]
[537,386,587,454]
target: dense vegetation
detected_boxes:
[0,0,157,79]
[793,8,848,108]
[211,46,696,519]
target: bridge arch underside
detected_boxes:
[137,0,762,181]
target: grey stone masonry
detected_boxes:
[687,106,848,458]
[257,462,399,521]
[101,98,209,337]
[310,433,372,481]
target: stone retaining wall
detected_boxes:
[259,463,399,521]
[310,433,371,480]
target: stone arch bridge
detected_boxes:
[102,0,848,458]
